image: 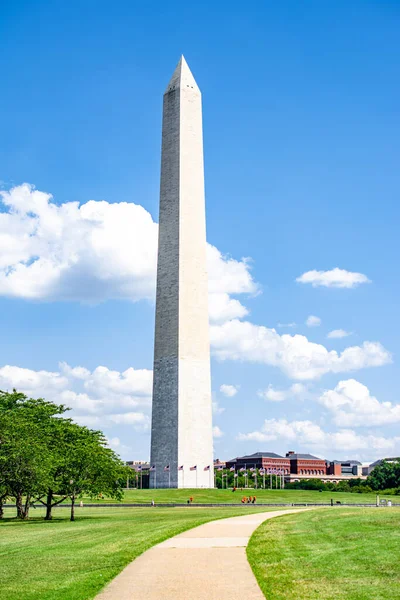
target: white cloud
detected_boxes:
[0,364,68,393]
[219,384,239,397]
[306,315,321,327]
[237,418,400,457]
[319,379,400,427]
[210,319,391,380]
[258,383,307,402]
[208,292,248,323]
[296,268,371,289]
[277,323,297,328]
[0,362,152,429]
[327,329,352,339]
[212,400,225,415]
[77,364,152,399]
[0,184,257,324]
[213,425,224,438]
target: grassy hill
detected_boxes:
[247,508,400,599]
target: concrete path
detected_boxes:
[96,509,305,600]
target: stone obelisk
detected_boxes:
[150,56,214,488]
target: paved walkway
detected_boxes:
[96,508,306,600]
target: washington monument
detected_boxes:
[150,57,214,488]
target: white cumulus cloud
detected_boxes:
[319,379,400,427]
[296,268,371,289]
[237,418,400,458]
[219,384,239,397]
[258,383,307,402]
[327,329,352,339]
[210,319,391,380]
[213,426,224,438]
[0,184,257,324]
[0,362,151,429]
[306,315,321,327]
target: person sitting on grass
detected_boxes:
[252,496,256,504]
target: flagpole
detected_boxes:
[183,468,184,489]
[155,467,157,489]
[196,468,198,488]
[169,469,171,489]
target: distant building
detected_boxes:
[126,461,150,472]
[226,452,290,474]
[286,451,327,476]
[225,450,367,483]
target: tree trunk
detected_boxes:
[44,489,53,521]
[0,501,4,519]
[70,495,75,521]
[22,494,30,519]
[16,492,24,519]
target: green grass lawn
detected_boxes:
[77,487,392,505]
[247,508,400,600]
[0,505,271,600]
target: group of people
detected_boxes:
[241,496,257,504]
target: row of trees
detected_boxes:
[0,390,129,520]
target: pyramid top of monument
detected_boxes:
[165,55,200,94]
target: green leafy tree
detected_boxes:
[0,390,67,518]
[367,460,400,490]
[33,418,80,520]
[57,425,127,521]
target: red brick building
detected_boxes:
[224,451,364,482]
[226,452,291,474]
[285,451,327,476]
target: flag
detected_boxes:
[249,467,255,472]
[150,465,156,471]
[190,465,197,471]
[239,467,246,473]
[234,473,238,478]
[178,465,184,471]
[229,466,235,472]
[253,472,257,477]
[137,465,142,471]
[164,465,170,472]
[217,467,223,471]
[204,465,210,471]
[259,469,265,475]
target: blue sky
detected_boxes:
[1,0,399,462]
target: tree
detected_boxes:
[32,418,78,520]
[0,390,67,518]
[367,460,400,490]
[0,476,8,519]
[57,425,127,521]
[0,390,129,521]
